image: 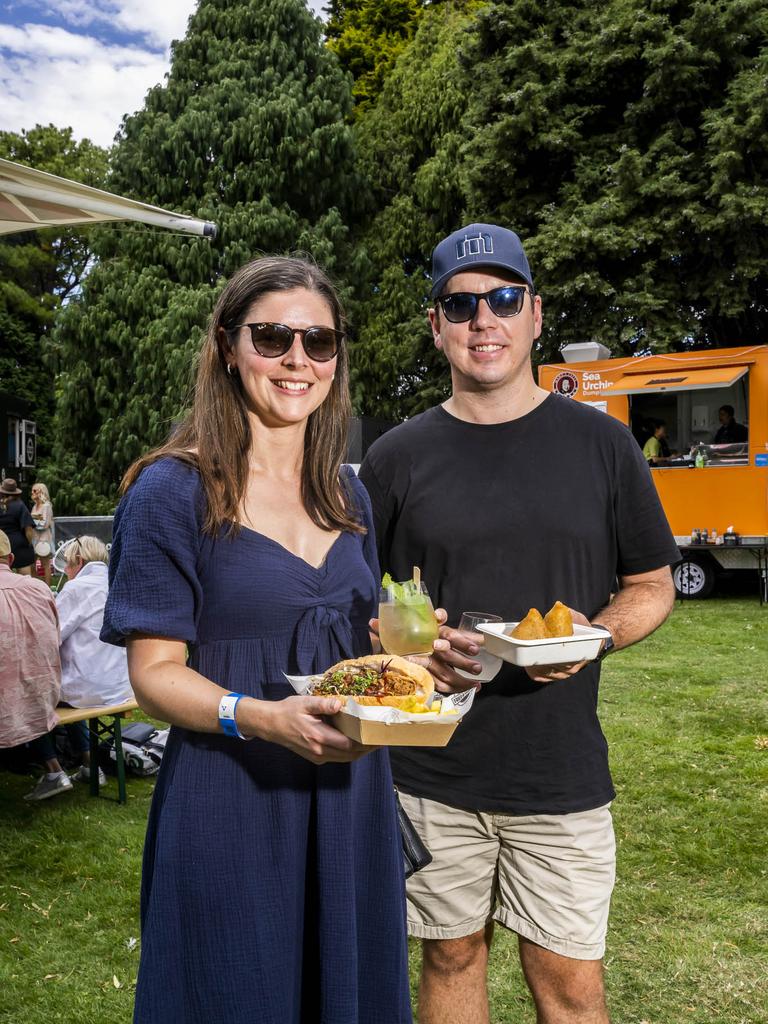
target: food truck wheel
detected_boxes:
[673,557,716,599]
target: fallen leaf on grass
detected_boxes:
[754,736,768,750]
[9,937,19,943]
[43,974,61,981]
[126,937,138,951]
[113,975,122,989]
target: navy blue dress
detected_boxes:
[102,458,411,1024]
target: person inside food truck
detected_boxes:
[712,405,748,444]
[642,419,673,465]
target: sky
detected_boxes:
[0,0,327,149]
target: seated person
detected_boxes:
[23,536,134,799]
[55,537,133,781]
[713,405,748,444]
[642,419,673,465]
[0,529,72,802]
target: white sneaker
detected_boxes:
[71,765,107,786]
[24,771,74,802]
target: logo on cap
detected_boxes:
[456,231,494,261]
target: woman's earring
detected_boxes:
[331,374,336,382]
[227,364,235,377]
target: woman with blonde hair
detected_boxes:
[101,256,412,1024]
[31,481,54,585]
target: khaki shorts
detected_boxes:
[399,792,616,960]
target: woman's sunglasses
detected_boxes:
[230,322,343,363]
[436,285,531,324]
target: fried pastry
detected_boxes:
[509,608,548,640]
[544,601,574,638]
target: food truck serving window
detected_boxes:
[621,363,751,469]
[601,365,749,396]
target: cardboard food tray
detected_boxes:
[283,673,475,747]
[322,690,474,748]
[477,622,611,667]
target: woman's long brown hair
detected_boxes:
[121,256,364,536]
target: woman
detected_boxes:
[101,256,412,1024]
[0,478,35,575]
[31,482,54,585]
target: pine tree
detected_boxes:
[462,0,768,360]
[48,0,360,512]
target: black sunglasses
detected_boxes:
[230,322,343,362]
[436,285,531,323]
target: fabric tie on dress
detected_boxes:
[294,605,356,676]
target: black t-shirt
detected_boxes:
[713,421,748,444]
[359,396,680,815]
[0,499,35,569]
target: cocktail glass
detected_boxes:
[378,580,439,656]
[455,612,503,682]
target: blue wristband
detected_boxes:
[219,692,247,739]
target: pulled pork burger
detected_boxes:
[313,654,434,710]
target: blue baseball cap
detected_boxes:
[430,223,534,298]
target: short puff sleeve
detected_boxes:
[101,458,204,646]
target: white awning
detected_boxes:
[0,157,217,238]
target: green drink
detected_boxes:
[378,575,439,656]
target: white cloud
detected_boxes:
[0,1,329,148]
[48,0,196,50]
[0,25,169,146]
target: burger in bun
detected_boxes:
[313,654,434,712]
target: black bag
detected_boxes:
[395,790,432,878]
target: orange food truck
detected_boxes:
[538,344,768,599]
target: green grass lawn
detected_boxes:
[1,597,766,1024]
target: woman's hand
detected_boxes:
[247,695,371,765]
[128,637,372,764]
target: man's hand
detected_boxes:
[525,608,591,683]
[527,567,675,683]
[370,608,484,693]
[412,609,488,693]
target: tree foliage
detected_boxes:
[0,125,108,464]
[48,0,360,512]
[462,0,768,359]
[349,1,479,419]
[325,0,428,115]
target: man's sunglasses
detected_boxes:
[436,285,531,324]
[230,322,343,362]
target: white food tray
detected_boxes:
[477,622,611,667]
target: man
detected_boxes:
[359,223,679,1024]
[712,404,748,444]
[0,528,68,800]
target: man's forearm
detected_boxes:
[591,569,675,652]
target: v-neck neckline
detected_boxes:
[234,523,345,572]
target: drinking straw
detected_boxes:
[413,566,421,588]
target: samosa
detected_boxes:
[509,608,548,640]
[544,601,574,638]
